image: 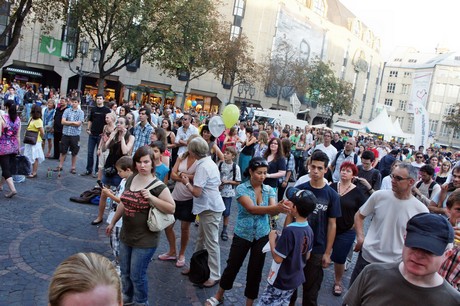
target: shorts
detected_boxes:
[174,198,195,222]
[222,197,233,217]
[60,135,80,156]
[331,229,356,264]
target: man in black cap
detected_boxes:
[344,213,460,305]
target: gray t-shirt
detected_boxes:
[344,262,460,306]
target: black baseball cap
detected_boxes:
[404,213,454,256]
[286,187,317,215]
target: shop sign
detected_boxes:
[39,36,63,57]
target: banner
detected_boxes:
[407,72,432,113]
[413,101,429,149]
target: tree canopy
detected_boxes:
[445,104,460,133]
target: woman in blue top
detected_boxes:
[204,157,290,306]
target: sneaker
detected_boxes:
[345,258,352,271]
[80,171,92,176]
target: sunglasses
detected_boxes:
[390,174,411,181]
[252,160,269,168]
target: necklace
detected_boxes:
[338,181,352,196]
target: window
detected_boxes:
[453,130,460,139]
[384,99,393,106]
[389,71,398,77]
[0,1,10,49]
[435,83,446,96]
[394,58,402,62]
[396,116,404,126]
[408,59,417,63]
[407,116,414,132]
[429,120,439,134]
[233,0,245,17]
[398,100,407,110]
[444,104,456,116]
[447,84,460,98]
[428,101,442,114]
[387,83,396,93]
[401,84,409,95]
[312,0,326,17]
[404,72,411,78]
[230,25,241,40]
[440,125,451,137]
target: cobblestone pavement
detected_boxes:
[0,130,355,305]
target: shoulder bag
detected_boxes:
[23,120,38,145]
[146,179,175,232]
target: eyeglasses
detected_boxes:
[390,174,411,181]
[416,156,424,159]
[252,160,269,168]
[182,117,190,121]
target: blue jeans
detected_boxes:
[119,241,156,304]
[86,134,101,174]
[25,103,32,122]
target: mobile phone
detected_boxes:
[97,180,104,188]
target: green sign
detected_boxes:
[39,36,62,57]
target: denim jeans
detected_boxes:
[86,134,101,173]
[119,241,156,305]
[25,103,32,122]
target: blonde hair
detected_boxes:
[48,252,122,306]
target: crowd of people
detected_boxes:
[2,90,460,305]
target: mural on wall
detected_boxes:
[266,8,327,101]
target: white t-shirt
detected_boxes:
[315,143,337,166]
[106,179,127,228]
[411,161,425,169]
[380,176,392,191]
[360,190,428,264]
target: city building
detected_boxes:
[1,0,383,126]
[379,46,460,148]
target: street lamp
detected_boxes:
[66,37,100,99]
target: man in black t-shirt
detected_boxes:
[52,97,69,159]
[81,94,111,176]
[355,150,381,199]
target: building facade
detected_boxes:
[378,46,460,148]
[1,0,383,125]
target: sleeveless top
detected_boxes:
[105,132,131,168]
[0,114,20,155]
[172,156,197,201]
[119,175,166,248]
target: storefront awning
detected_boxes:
[140,80,171,91]
[190,89,217,97]
[5,67,42,77]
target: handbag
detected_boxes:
[146,180,175,232]
[23,121,38,145]
[10,155,31,175]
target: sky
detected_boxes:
[339,0,460,60]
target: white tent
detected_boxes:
[393,118,405,136]
[333,121,365,132]
[366,108,405,138]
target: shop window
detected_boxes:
[0,1,10,49]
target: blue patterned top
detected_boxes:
[62,108,84,136]
[132,122,153,155]
[234,180,276,242]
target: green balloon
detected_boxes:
[222,104,239,128]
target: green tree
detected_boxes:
[72,0,220,95]
[445,103,460,133]
[148,0,230,108]
[0,0,63,67]
[306,59,354,125]
[260,40,310,108]
[213,34,259,106]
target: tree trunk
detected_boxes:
[181,78,190,109]
[97,77,105,96]
[276,86,282,107]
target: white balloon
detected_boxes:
[209,116,226,138]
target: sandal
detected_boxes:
[27,173,37,178]
[176,257,186,268]
[333,284,343,296]
[221,231,228,241]
[202,279,220,288]
[53,166,63,172]
[70,168,77,174]
[158,253,176,261]
[205,297,223,306]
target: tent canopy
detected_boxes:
[365,108,406,138]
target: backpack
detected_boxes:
[333,149,358,166]
[218,161,237,182]
[415,181,437,198]
[188,249,210,285]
